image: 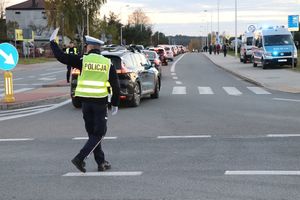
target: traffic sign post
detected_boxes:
[288,15,299,69]
[0,43,19,103]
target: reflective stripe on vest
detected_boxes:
[66,47,78,55]
[75,53,111,98]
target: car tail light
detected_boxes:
[154,59,160,65]
[71,68,81,75]
[117,62,130,74]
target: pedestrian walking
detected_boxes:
[50,29,120,173]
[223,44,227,57]
[216,43,221,55]
[209,44,212,55]
[65,41,78,83]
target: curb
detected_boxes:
[0,94,70,110]
[202,53,263,87]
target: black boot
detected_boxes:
[71,157,86,173]
[98,161,111,171]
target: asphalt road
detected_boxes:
[1,53,300,200]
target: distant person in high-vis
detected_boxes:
[50,29,120,173]
[65,41,78,83]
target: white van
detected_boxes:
[240,32,254,63]
[252,26,297,69]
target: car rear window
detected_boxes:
[143,52,156,60]
[165,47,170,51]
[103,56,121,69]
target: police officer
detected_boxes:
[65,41,78,83]
[50,34,120,173]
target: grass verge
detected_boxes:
[18,57,56,65]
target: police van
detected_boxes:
[240,31,254,63]
[252,26,297,69]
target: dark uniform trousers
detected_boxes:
[75,102,108,165]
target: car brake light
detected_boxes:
[71,68,81,75]
[154,59,160,65]
[120,96,127,99]
[117,62,130,74]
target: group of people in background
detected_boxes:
[63,41,78,83]
[203,43,228,57]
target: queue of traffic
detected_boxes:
[70,44,187,108]
[239,26,297,69]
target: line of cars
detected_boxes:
[239,26,297,69]
[70,46,161,108]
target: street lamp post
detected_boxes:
[235,0,238,57]
[120,5,130,45]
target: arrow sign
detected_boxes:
[0,49,15,65]
[0,43,19,71]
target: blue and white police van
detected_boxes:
[252,26,297,69]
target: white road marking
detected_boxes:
[40,70,65,76]
[171,73,176,76]
[0,138,34,142]
[223,87,242,96]
[171,54,185,73]
[63,171,143,177]
[172,76,178,80]
[175,81,182,85]
[247,87,271,94]
[273,98,300,103]
[72,137,117,140]
[157,135,211,139]
[0,99,71,122]
[267,134,300,138]
[38,77,57,81]
[14,78,24,81]
[172,86,186,95]
[225,171,300,176]
[0,88,33,97]
[198,87,214,94]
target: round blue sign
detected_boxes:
[0,43,19,71]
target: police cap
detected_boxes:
[84,35,104,46]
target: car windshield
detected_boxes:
[246,37,253,45]
[264,35,293,46]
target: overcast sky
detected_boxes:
[6,0,300,36]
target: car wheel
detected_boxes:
[262,59,268,69]
[243,55,247,63]
[72,97,82,108]
[130,83,141,107]
[240,57,243,62]
[150,80,160,99]
[253,57,257,67]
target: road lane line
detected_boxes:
[175,81,182,85]
[63,171,143,177]
[172,76,178,80]
[72,137,117,140]
[171,73,176,76]
[225,171,300,176]
[198,87,214,94]
[223,87,242,96]
[157,135,211,139]
[172,86,186,95]
[40,70,65,76]
[0,99,71,122]
[14,78,24,81]
[267,134,300,138]
[273,98,300,103]
[171,54,185,73]
[247,87,271,94]
[0,138,34,142]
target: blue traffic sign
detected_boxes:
[0,43,19,71]
[288,15,299,31]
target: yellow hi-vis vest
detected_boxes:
[75,53,111,98]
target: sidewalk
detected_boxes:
[204,52,300,93]
[0,80,70,110]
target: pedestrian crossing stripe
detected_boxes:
[172,86,271,95]
[223,87,242,96]
[0,88,33,97]
[172,86,186,94]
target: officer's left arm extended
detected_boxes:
[50,41,82,70]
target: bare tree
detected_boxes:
[128,8,150,26]
[0,0,7,19]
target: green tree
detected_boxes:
[45,0,107,43]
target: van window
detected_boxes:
[263,35,293,46]
[246,37,253,45]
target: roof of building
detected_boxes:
[6,0,45,10]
